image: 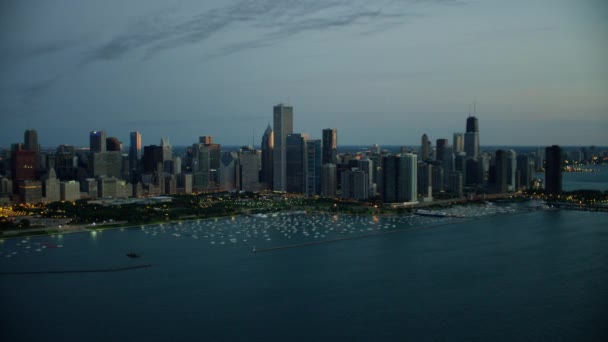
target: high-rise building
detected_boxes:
[24,129,39,152]
[417,163,432,201]
[90,131,106,153]
[545,145,562,195]
[238,146,262,192]
[129,131,141,178]
[341,169,369,200]
[516,154,534,190]
[381,154,417,203]
[506,150,517,191]
[453,133,464,153]
[260,125,274,189]
[272,104,294,191]
[306,139,322,196]
[322,128,337,165]
[43,168,60,203]
[161,137,172,162]
[494,150,508,193]
[106,137,121,152]
[219,152,238,191]
[421,134,430,161]
[321,164,337,197]
[285,133,306,194]
[464,116,479,158]
[357,158,374,196]
[436,139,449,162]
[11,148,37,194]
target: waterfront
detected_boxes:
[1,204,606,341]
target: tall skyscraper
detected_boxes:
[285,133,306,194]
[421,134,430,161]
[161,137,172,162]
[381,154,417,203]
[272,104,294,191]
[322,128,338,165]
[260,125,274,189]
[129,131,142,177]
[545,145,562,195]
[453,133,464,153]
[494,150,508,193]
[321,164,337,197]
[90,131,106,153]
[436,139,449,162]
[306,139,321,196]
[24,129,39,152]
[238,146,262,192]
[464,116,479,158]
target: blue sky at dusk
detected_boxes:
[1,0,606,147]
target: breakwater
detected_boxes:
[0,264,151,276]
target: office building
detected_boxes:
[90,131,106,153]
[285,133,306,194]
[306,139,322,196]
[272,104,294,191]
[420,134,430,161]
[321,164,337,197]
[238,146,262,192]
[453,133,464,153]
[545,145,562,195]
[24,129,39,152]
[322,128,338,165]
[260,125,274,189]
[60,180,81,201]
[381,154,417,203]
[464,116,480,158]
[341,169,369,200]
[129,131,142,176]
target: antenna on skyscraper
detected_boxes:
[473,98,477,116]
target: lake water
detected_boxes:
[1,204,607,341]
[539,164,608,192]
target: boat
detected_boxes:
[126,252,141,258]
[415,209,448,217]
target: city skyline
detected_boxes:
[1,0,607,147]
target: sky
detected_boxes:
[1,0,607,148]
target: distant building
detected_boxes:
[24,129,39,152]
[417,163,432,201]
[421,134,430,161]
[260,125,274,189]
[321,164,337,197]
[493,150,508,193]
[238,147,262,192]
[436,139,449,162]
[464,116,479,159]
[18,180,42,204]
[106,137,121,152]
[306,139,322,196]
[322,128,338,165]
[453,133,464,153]
[90,131,106,153]
[286,133,306,194]
[60,180,80,201]
[341,169,369,200]
[43,168,61,203]
[545,145,562,195]
[218,152,238,191]
[272,104,294,191]
[129,131,142,178]
[381,154,417,203]
[11,149,37,194]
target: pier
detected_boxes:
[0,264,152,276]
[253,219,476,253]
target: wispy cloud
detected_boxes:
[83,0,464,63]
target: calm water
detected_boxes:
[1,206,607,341]
[538,164,608,192]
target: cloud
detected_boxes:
[83,0,464,63]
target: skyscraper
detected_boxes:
[306,139,321,196]
[272,104,293,191]
[129,131,142,177]
[260,125,274,189]
[545,145,562,195]
[286,133,306,194]
[24,129,39,152]
[90,131,106,153]
[464,116,479,158]
[341,169,369,200]
[436,139,449,162]
[453,133,464,153]
[106,137,121,152]
[421,134,430,161]
[322,128,337,165]
[494,150,508,193]
[381,154,417,203]
[321,164,337,197]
